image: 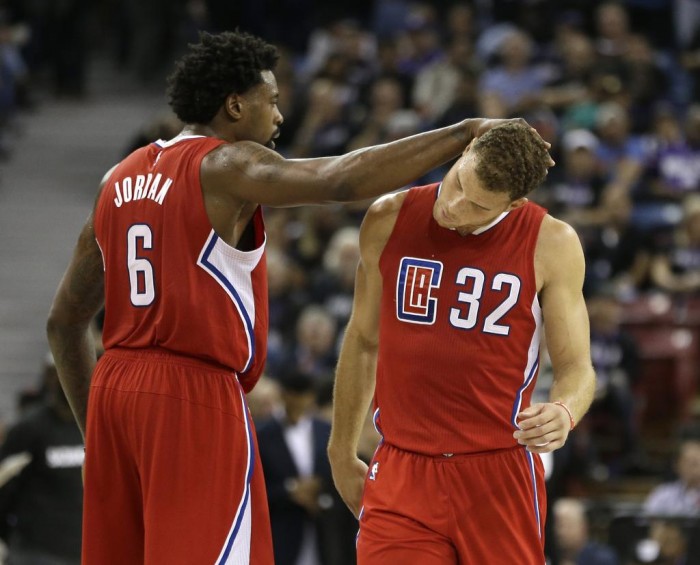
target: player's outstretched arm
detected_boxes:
[205,118,532,207]
[47,183,108,439]
[514,216,596,454]
[328,194,402,518]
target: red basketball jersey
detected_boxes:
[376,183,547,455]
[93,135,269,392]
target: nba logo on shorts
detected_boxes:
[369,461,379,481]
[396,257,443,324]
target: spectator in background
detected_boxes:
[634,519,692,565]
[621,34,668,133]
[312,226,360,332]
[643,105,700,204]
[581,192,652,298]
[266,247,309,372]
[256,372,355,565]
[412,34,478,125]
[347,76,407,151]
[585,288,642,474]
[649,196,700,297]
[594,2,634,62]
[552,498,618,565]
[478,28,550,117]
[278,306,339,382]
[435,67,480,128]
[0,355,83,565]
[540,31,596,123]
[246,375,282,425]
[396,7,443,78]
[443,2,476,46]
[289,77,354,158]
[546,129,607,222]
[363,38,413,110]
[302,19,375,86]
[593,102,649,220]
[644,430,700,517]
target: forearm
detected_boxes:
[319,118,480,202]
[328,330,377,462]
[46,322,96,439]
[549,362,596,426]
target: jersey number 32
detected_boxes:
[396,257,521,336]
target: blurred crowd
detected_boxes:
[2,0,700,563]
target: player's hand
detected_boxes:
[329,455,368,519]
[513,402,571,454]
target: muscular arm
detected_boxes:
[327,194,402,517]
[514,216,596,453]
[46,189,107,439]
[205,118,521,207]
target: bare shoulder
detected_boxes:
[535,215,585,288]
[204,140,281,172]
[538,215,581,250]
[360,190,407,256]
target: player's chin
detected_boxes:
[265,139,276,150]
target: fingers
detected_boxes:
[514,402,571,453]
[513,423,567,453]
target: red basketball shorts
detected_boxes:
[82,348,273,565]
[357,442,546,565]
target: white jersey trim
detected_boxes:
[197,229,266,373]
[511,294,542,429]
[215,386,254,564]
[154,134,207,148]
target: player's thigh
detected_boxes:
[358,443,455,565]
[357,509,456,565]
[449,448,546,565]
[82,383,145,565]
[139,391,266,565]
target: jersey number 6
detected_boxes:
[127,224,156,307]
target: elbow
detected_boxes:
[46,308,61,340]
[46,310,69,345]
[46,305,88,343]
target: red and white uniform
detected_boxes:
[95,135,268,391]
[359,184,548,564]
[85,135,273,565]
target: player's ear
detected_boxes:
[509,197,528,210]
[225,94,243,120]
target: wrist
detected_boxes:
[327,442,357,464]
[553,401,575,431]
[462,118,481,141]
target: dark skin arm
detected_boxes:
[46,183,108,440]
[204,118,546,246]
[202,118,528,208]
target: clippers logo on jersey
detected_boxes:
[369,461,379,481]
[396,257,443,324]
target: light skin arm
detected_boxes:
[204,118,528,207]
[46,184,108,440]
[327,193,402,518]
[514,216,596,453]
